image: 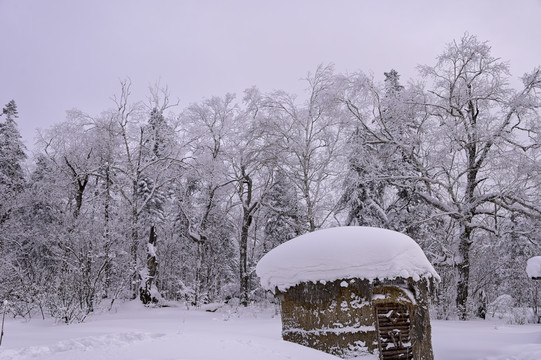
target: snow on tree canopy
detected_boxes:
[256,226,440,293]
[526,256,541,279]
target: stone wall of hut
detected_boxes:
[277,277,435,360]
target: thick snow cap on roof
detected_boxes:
[526,256,541,279]
[256,226,440,293]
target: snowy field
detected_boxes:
[1,301,540,360]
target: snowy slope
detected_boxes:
[1,301,541,360]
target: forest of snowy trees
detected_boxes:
[2,34,541,323]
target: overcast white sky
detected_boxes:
[1,0,541,151]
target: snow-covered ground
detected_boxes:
[0,301,540,360]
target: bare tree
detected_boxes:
[263,64,350,232]
[343,34,541,319]
[111,80,184,300]
[176,94,238,305]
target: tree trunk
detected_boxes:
[239,168,256,307]
[456,140,477,320]
[103,164,112,298]
[239,213,251,306]
[140,225,158,305]
[456,224,472,320]
[194,242,203,305]
[130,203,139,299]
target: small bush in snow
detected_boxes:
[488,294,515,319]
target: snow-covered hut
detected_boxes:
[526,256,541,280]
[526,256,541,323]
[256,226,440,360]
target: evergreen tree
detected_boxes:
[383,70,404,95]
[379,70,430,238]
[139,107,175,222]
[0,100,27,233]
[262,169,305,253]
[340,126,387,227]
[339,71,408,228]
[0,100,27,193]
[0,153,61,319]
[146,107,169,159]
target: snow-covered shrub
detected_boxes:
[507,307,535,325]
[488,295,515,319]
[218,297,277,321]
[432,264,457,320]
[176,280,196,307]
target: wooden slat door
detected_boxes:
[375,302,413,360]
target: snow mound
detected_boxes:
[256,226,440,292]
[526,256,541,279]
